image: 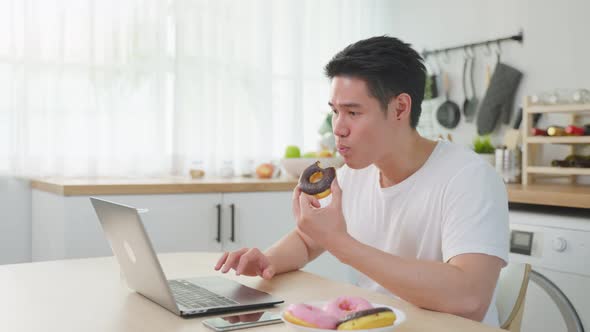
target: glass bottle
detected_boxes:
[551,159,573,167]
[530,128,548,136]
[189,160,205,179]
[219,160,235,178]
[547,126,566,136]
[565,125,590,136]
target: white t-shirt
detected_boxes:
[336,140,509,326]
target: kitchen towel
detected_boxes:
[476,62,523,135]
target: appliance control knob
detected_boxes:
[552,237,567,252]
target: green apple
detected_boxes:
[302,151,317,158]
[284,145,301,158]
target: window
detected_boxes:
[0,0,394,177]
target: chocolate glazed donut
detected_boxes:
[299,161,336,199]
[340,307,393,322]
[337,307,396,330]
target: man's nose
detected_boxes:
[333,116,349,137]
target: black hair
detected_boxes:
[324,36,426,128]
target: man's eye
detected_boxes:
[349,111,357,116]
[331,109,338,115]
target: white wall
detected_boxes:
[393,0,589,167]
[0,177,31,264]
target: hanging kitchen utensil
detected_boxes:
[461,52,470,117]
[503,107,522,150]
[476,62,523,135]
[493,44,515,125]
[423,54,439,100]
[465,48,479,122]
[484,43,493,87]
[436,71,461,129]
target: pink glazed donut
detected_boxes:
[323,296,374,319]
[284,303,339,329]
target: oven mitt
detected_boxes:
[477,63,523,135]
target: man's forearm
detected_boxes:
[265,229,324,275]
[329,235,498,321]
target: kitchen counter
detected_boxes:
[506,183,590,209]
[31,177,590,209]
[31,176,298,196]
[0,252,503,332]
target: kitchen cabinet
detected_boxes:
[31,189,351,283]
[220,192,294,252]
[32,190,223,261]
[0,177,31,264]
[31,190,293,260]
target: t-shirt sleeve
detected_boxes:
[441,161,509,264]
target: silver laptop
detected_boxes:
[90,197,283,317]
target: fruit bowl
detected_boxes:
[280,157,345,179]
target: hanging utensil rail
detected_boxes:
[422,30,524,57]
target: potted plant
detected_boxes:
[473,135,496,166]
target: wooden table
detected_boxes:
[0,252,502,332]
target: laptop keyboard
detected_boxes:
[169,280,238,309]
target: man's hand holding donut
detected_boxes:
[214,165,345,280]
[295,178,352,253]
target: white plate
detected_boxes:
[281,301,406,332]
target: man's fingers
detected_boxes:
[221,248,248,273]
[299,190,322,214]
[292,185,302,217]
[214,251,229,270]
[261,265,275,280]
[235,250,257,275]
[310,196,321,208]
[299,191,317,208]
[329,177,342,208]
[299,192,312,215]
[235,248,269,277]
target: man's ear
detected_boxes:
[389,93,412,121]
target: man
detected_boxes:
[215,36,509,326]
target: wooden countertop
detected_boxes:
[31,176,299,196]
[31,177,589,209]
[506,183,590,209]
[0,252,502,332]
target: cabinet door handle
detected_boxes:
[215,204,221,243]
[230,203,235,242]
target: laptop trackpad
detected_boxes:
[186,276,273,305]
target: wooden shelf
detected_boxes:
[525,136,590,144]
[522,96,590,185]
[525,103,590,114]
[507,183,590,209]
[526,166,590,176]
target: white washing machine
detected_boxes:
[509,204,590,332]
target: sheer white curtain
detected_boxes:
[0,0,394,177]
[0,0,172,177]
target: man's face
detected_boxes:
[329,76,396,169]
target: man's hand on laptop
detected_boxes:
[215,248,276,280]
